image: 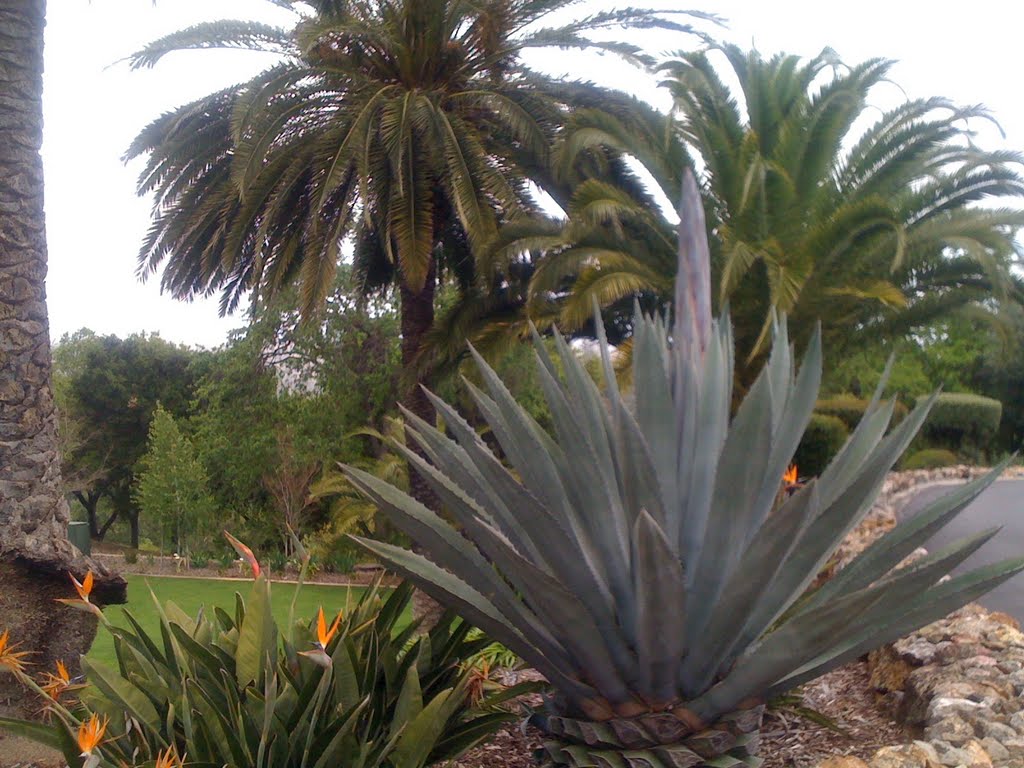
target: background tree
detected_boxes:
[0,0,124,715]
[505,46,1024,387]
[123,0,709,508]
[52,330,201,547]
[134,405,216,555]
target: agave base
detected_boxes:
[534,704,764,768]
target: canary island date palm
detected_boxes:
[124,0,710,445]
[341,172,1024,768]
[508,46,1024,387]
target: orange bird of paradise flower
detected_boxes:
[40,660,84,703]
[154,745,186,768]
[56,571,102,618]
[224,531,261,578]
[300,607,343,667]
[0,630,31,674]
[77,714,108,757]
[783,465,799,485]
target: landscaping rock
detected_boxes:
[869,742,942,768]
[818,758,871,768]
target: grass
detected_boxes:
[87,575,374,669]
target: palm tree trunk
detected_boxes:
[0,0,125,716]
[398,257,447,629]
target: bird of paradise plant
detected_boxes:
[0,631,31,675]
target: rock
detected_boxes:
[981,719,1017,743]
[925,715,976,746]
[817,758,870,768]
[980,737,1010,761]
[870,742,942,768]
[1011,710,1024,732]
[988,611,1022,631]
[1005,739,1024,758]
[872,645,915,693]
[935,740,992,768]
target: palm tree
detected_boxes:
[124,0,710,488]
[0,0,125,715]
[512,45,1024,386]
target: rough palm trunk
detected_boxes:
[398,257,446,629]
[0,0,125,716]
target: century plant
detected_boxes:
[341,171,1024,768]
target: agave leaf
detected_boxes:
[351,536,595,703]
[687,358,775,640]
[632,510,686,702]
[677,318,731,572]
[393,665,424,733]
[681,482,820,695]
[736,394,935,650]
[388,442,624,672]
[768,555,1024,697]
[802,458,1013,613]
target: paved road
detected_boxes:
[898,479,1024,620]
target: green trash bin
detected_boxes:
[68,521,91,556]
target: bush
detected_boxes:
[918,392,1003,460]
[1,577,534,767]
[122,549,138,565]
[901,448,960,470]
[189,551,210,569]
[216,550,235,570]
[816,394,909,430]
[794,414,849,477]
[268,549,289,573]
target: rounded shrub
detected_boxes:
[901,448,960,470]
[794,414,849,478]
[815,395,870,430]
[917,392,1002,460]
[817,394,909,429]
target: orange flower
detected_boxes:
[300,607,343,667]
[57,571,102,618]
[315,607,342,649]
[154,745,186,768]
[224,531,261,578]
[0,630,31,674]
[783,464,799,485]
[77,714,108,756]
[40,660,84,703]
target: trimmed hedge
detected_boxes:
[916,392,1002,459]
[817,394,909,430]
[794,414,849,478]
[901,448,959,471]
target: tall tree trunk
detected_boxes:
[0,0,125,717]
[398,258,446,629]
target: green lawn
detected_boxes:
[87,575,372,669]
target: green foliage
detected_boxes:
[52,330,202,546]
[918,392,1003,460]
[134,404,217,554]
[814,396,871,431]
[2,579,533,767]
[901,449,960,470]
[506,45,1024,389]
[189,275,401,551]
[122,549,138,565]
[794,414,849,478]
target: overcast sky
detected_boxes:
[40,1,1024,349]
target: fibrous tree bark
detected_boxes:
[0,0,125,716]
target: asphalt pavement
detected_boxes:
[898,479,1024,620]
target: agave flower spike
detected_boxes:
[56,572,102,618]
[77,714,108,766]
[224,531,261,579]
[300,607,343,667]
[0,631,31,674]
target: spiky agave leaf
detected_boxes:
[344,169,1024,739]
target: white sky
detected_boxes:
[41,1,1024,349]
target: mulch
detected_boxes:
[451,661,906,768]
